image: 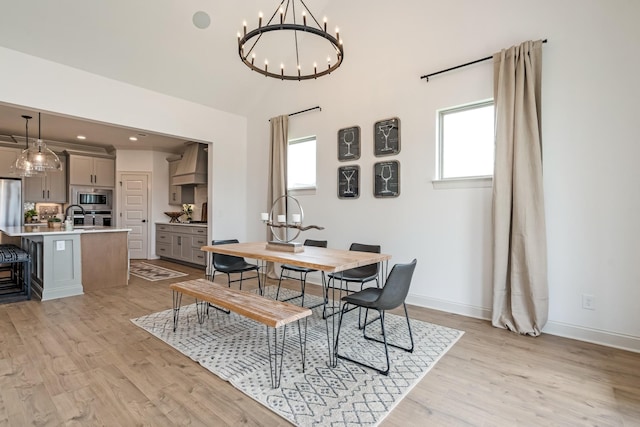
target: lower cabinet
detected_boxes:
[156,224,207,267]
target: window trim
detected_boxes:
[433,99,494,189]
[287,135,317,194]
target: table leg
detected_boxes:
[172,290,183,332]
[297,317,309,372]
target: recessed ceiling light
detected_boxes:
[76,135,86,140]
[129,136,138,141]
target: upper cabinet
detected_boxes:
[68,154,115,187]
[0,146,20,177]
[24,154,67,203]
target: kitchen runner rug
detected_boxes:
[131,287,463,426]
[129,262,188,282]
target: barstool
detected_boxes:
[0,244,31,303]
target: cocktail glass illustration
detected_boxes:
[378,123,395,152]
[342,169,356,194]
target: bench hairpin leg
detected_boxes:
[297,317,308,372]
[172,290,183,332]
[266,325,287,388]
[195,298,208,324]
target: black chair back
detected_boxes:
[304,239,327,248]
[347,242,381,278]
[212,239,243,269]
[375,259,417,310]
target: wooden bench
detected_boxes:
[169,278,312,388]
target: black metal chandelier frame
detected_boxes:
[238,0,344,81]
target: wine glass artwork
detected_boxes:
[337,126,361,161]
[374,161,400,198]
[374,117,401,156]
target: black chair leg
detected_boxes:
[363,303,414,353]
[336,306,391,375]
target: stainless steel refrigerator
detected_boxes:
[0,178,23,241]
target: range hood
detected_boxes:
[172,143,207,185]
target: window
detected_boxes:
[288,136,316,191]
[437,100,494,183]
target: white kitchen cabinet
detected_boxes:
[156,223,207,267]
[24,155,67,203]
[68,154,115,187]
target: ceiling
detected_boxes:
[0,1,336,152]
[0,102,190,153]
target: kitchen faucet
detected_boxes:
[65,204,85,219]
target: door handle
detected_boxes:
[142,219,146,223]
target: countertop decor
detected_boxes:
[164,211,184,223]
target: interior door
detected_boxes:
[120,173,149,259]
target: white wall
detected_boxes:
[243,0,640,351]
[0,47,249,261]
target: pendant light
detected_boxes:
[14,113,62,176]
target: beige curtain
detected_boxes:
[491,40,548,336]
[266,115,288,277]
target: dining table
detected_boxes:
[200,241,391,367]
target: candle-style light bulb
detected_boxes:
[237,31,241,42]
[297,64,301,79]
[336,27,340,41]
[323,17,327,32]
[280,63,284,79]
[243,20,247,36]
[265,59,268,74]
[258,12,263,28]
[302,11,306,26]
[314,62,317,77]
[251,53,256,65]
[280,7,284,24]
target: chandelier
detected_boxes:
[238,0,344,80]
[14,113,62,176]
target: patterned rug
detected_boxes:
[131,287,463,426]
[129,262,188,281]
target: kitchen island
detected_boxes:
[0,225,131,301]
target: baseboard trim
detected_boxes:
[405,294,640,353]
[300,277,640,353]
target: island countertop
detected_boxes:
[1,225,131,237]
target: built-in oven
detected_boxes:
[71,186,113,211]
[82,211,112,227]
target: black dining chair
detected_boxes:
[325,242,381,322]
[334,259,417,376]
[275,239,327,308]
[209,239,262,295]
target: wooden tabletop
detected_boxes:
[200,241,391,273]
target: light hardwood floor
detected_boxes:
[1,259,639,426]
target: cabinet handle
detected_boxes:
[47,190,50,199]
[42,190,45,199]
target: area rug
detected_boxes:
[131,287,463,426]
[129,262,188,281]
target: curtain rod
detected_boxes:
[269,106,322,121]
[420,39,548,82]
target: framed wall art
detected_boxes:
[373,160,400,198]
[337,126,361,161]
[337,165,360,199]
[374,117,401,156]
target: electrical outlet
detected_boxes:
[582,294,595,310]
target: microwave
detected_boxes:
[71,186,113,210]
